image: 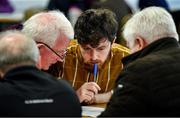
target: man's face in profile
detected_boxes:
[40,34,70,70]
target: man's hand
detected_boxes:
[76,82,101,103]
[85,90,113,104]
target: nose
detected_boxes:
[90,50,98,61]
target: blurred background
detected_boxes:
[0,0,180,45]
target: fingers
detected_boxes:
[76,87,94,103]
[83,82,101,95]
[83,91,94,102]
[86,82,101,94]
[76,82,101,103]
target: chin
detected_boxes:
[88,62,101,66]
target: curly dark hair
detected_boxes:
[74,8,118,47]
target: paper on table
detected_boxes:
[82,106,105,117]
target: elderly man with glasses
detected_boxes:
[22,10,73,71]
[0,30,81,116]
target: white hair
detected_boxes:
[22,10,74,47]
[123,6,179,47]
[0,30,39,71]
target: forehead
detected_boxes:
[81,38,110,48]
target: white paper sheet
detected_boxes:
[82,106,105,117]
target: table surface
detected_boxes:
[88,103,106,108]
[82,103,106,118]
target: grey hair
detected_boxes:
[22,10,74,47]
[0,30,39,71]
[123,6,179,47]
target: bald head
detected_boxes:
[0,30,39,73]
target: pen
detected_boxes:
[93,64,98,82]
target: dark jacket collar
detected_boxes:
[3,65,39,80]
[122,37,180,66]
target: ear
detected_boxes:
[135,36,147,50]
[36,54,42,70]
[37,43,44,50]
[37,43,47,55]
[36,44,45,70]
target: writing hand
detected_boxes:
[76,82,101,103]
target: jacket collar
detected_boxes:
[122,37,180,66]
[3,65,38,80]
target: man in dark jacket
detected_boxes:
[100,6,180,116]
[0,30,81,116]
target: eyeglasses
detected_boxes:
[36,41,67,61]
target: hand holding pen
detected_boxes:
[76,82,101,103]
[76,64,101,103]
